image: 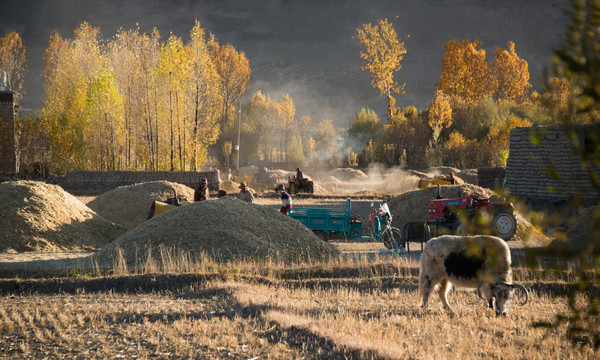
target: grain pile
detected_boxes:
[0,181,127,252]
[386,184,549,244]
[332,168,368,181]
[87,181,195,230]
[92,197,340,268]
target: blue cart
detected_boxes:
[288,198,369,241]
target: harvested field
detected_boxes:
[87,181,195,230]
[91,197,340,269]
[0,262,596,359]
[387,184,550,245]
[0,181,127,252]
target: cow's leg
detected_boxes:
[438,279,454,313]
[420,274,436,308]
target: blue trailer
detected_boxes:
[288,198,368,241]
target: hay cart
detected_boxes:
[288,198,365,241]
[289,199,406,253]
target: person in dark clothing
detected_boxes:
[296,168,304,181]
[194,178,209,201]
[275,183,292,214]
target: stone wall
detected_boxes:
[506,125,600,203]
[49,170,220,195]
[477,167,506,190]
[0,91,16,176]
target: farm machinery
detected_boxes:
[425,185,518,241]
[286,176,314,194]
[147,189,191,219]
[288,198,405,252]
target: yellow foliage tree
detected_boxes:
[357,18,406,122]
[428,90,452,142]
[437,39,497,104]
[211,42,251,131]
[492,42,531,102]
[0,30,27,100]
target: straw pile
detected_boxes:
[92,197,340,268]
[88,181,195,230]
[386,184,549,243]
[333,168,368,181]
[0,181,127,252]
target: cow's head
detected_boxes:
[491,282,529,316]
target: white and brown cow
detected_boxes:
[419,235,528,316]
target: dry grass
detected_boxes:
[0,255,596,359]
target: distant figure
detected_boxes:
[237,181,255,203]
[226,168,233,181]
[194,178,209,201]
[296,168,304,181]
[275,183,292,214]
[448,172,456,185]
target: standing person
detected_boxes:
[275,184,292,214]
[295,168,304,181]
[194,178,209,201]
[237,181,255,203]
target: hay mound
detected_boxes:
[0,181,126,252]
[92,197,340,268]
[219,179,241,194]
[88,181,195,230]
[386,184,549,243]
[333,168,368,181]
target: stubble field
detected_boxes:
[0,194,596,359]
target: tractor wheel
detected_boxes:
[313,230,329,242]
[382,227,404,252]
[492,208,518,241]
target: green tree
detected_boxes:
[347,108,383,153]
[357,18,406,122]
[287,135,306,167]
[529,0,600,347]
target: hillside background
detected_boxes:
[0,0,570,127]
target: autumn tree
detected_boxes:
[278,94,296,162]
[492,42,532,102]
[0,30,27,100]
[43,23,104,172]
[187,20,221,170]
[437,39,497,104]
[211,42,251,137]
[428,90,452,142]
[357,18,406,122]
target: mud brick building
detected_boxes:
[0,89,17,176]
[506,125,600,204]
[48,170,221,195]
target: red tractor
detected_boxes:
[427,186,518,241]
[287,176,315,194]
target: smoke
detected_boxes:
[307,164,421,196]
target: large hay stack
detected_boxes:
[87,181,195,230]
[0,181,127,252]
[386,184,549,244]
[92,197,340,268]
